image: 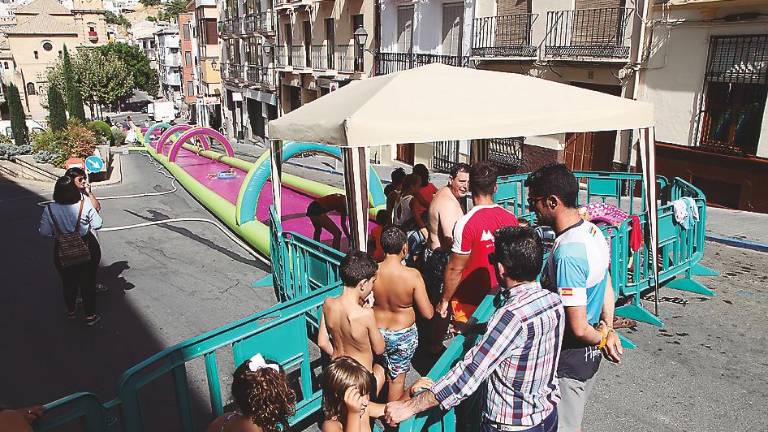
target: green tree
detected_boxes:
[98,42,158,95]
[62,46,86,122]
[104,11,132,28]
[7,83,27,146]
[159,0,186,22]
[139,0,161,6]
[47,85,67,131]
[74,49,134,113]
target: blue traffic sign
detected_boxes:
[85,155,105,173]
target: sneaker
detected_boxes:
[95,283,109,293]
[84,314,102,326]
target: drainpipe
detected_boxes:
[627,0,652,170]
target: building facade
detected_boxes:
[179,11,195,119]
[640,0,768,212]
[192,0,221,129]
[4,0,108,120]
[155,26,182,105]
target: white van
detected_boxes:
[0,120,45,139]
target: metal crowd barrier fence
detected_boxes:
[494,172,717,330]
[35,283,341,431]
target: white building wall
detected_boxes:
[641,7,768,157]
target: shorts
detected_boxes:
[306,201,327,217]
[557,373,598,432]
[423,249,451,302]
[380,324,419,380]
[405,229,426,267]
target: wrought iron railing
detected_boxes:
[472,14,538,58]
[218,19,233,38]
[260,66,277,89]
[232,17,244,36]
[244,12,275,34]
[227,63,243,81]
[291,45,307,68]
[246,64,261,84]
[311,45,336,70]
[375,52,470,75]
[336,44,356,72]
[480,137,524,173]
[696,106,762,156]
[220,62,229,80]
[432,141,460,173]
[545,7,633,60]
[275,45,289,67]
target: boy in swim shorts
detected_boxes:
[372,226,434,401]
[307,193,350,250]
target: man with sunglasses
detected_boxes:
[524,163,622,432]
[385,227,564,432]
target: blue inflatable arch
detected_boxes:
[236,142,387,225]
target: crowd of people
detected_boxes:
[209,162,623,432]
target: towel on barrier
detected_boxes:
[629,215,642,252]
[672,198,699,230]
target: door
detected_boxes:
[442,3,464,57]
[325,18,335,69]
[432,141,459,173]
[565,82,620,172]
[397,6,414,53]
[303,20,312,67]
[396,143,415,165]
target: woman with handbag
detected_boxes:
[39,176,103,325]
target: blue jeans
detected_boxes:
[481,410,558,432]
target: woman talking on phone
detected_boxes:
[40,174,103,326]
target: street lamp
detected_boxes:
[262,41,273,56]
[353,26,368,72]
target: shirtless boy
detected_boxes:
[373,226,434,401]
[307,193,351,250]
[422,163,470,353]
[318,251,386,396]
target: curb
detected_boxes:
[705,233,768,253]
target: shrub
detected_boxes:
[0,143,32,160]
[64,122,98,160]
[31,123,98,167]
[113,129,127,146]
[33,150,60,165]
[87,120,114,145]
[0,134,11,146]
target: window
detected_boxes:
[187,81,194,96]
[325,18,335,69]
[352,14,364,32]
[203,19,218,45]
[185,51,192,66]
[3,62,7,69]
[696,34,768,155]
[42,41,53,51]
[352,15,364,71]
[247,36,259,65]
[442,3,463,57]
[33,51,38,59]
[397,6,414,53]
[26,82,36,95]
[183,23,190,40]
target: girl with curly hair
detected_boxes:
[207,354,296,432]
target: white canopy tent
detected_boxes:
[267,63,659,297]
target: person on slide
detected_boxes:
[307,193,351,250]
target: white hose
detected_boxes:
[100,217,269,265]
[37,152,271,266]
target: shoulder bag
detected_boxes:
[49,200,91,268]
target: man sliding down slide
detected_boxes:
[306,193,350,250]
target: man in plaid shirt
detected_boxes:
[385,227,564,432]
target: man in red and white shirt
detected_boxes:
[436,162,518,325]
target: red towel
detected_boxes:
[629,215,643,252]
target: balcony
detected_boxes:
[311,45,336,73]
[335,44,357,73]
[88,30,98,42]
[375,52,470,76]
[472,14,537,59]
[218,19,240,38]
[245,65,278,91]
[290,45,309,70]
[228,63,244,81]
[275,45,290,69]
[244,12,275,35]
[545,7,633,61]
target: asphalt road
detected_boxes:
[1,152,767,430]
[0,153,272,410]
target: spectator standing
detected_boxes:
[421,163,469,354]
[384,226,564,432]
[524,163,622,432]
[411,164,437,239]
[39,176,103,325]
[437,162,518,327]
[385,168,407,222]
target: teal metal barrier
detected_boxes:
[270,205,344,302]
[35,283,341,432]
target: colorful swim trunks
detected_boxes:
[380,324,419,380]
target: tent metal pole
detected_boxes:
[640,127,660,315]
[270,139,283,216]
[342,146,370,251]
